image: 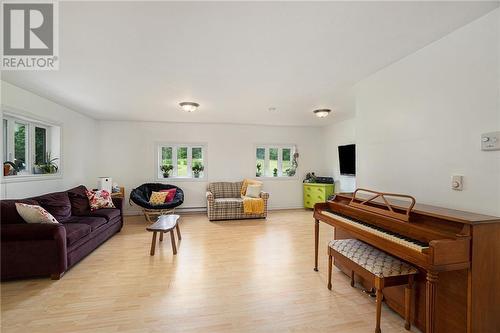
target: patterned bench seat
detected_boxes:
[328,239,417,333]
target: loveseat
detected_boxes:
[206,181,269,221]
[1,185,123,280]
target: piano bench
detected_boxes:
[327,239,418,333]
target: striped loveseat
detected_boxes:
[206,182,269,221]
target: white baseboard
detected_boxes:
[123,205,305,216]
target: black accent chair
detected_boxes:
[130,183,184,222]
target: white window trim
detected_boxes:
[255,144,297,179]
[1,106,63,184]
[155,142,207,182]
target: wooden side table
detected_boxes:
[111,186,125,199]
[146,214,181,255]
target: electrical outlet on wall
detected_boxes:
[451,175,463,191]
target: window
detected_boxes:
[2,113,61,178]
[157,144,206,179]
[255,145,296,178]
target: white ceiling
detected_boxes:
[2,1,498,126]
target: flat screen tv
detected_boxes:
[338,144,356,176]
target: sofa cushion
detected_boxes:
[0,199,39,224]
[34,191,72,221]
[68,185,91,216]
[63,216,108,231]
[207,182,242,199]
[62,223,91,246]
[89,208,120,222]
[214,198,243,209]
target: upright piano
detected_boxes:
[313,189,500,333]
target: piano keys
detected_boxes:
[313,189,500,333]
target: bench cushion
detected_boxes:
[329,239,418,278]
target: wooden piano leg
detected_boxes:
[314,219,319,271]
[405,275,414,330]
[426,271,438,333]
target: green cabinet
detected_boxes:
[303,183,334,209]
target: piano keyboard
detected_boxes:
[321,210,429,252]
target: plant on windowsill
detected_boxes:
[256,163,262,177]
[160,164,173,178]
[3,161,19,176]
[33,153,59,174]
[273,168,278,177]
[192,162,204,178]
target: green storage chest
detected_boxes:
[303,183,335,209]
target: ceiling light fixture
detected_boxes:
[179,102,200,112]
[313,109,331,118]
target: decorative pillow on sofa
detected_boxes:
[245,184,262,198]
[159,188,177,203]
[149,191,168,205]
[85,190,115,211]
[15,203,59,224]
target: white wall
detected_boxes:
[1,81,97,199]
[355,9,500,216]
[322,118,357,193]
[97,121,327,214]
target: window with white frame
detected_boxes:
[157,144,206,179]
[2,113,61,177]
[256,145,296,178]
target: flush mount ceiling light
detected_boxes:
[179,102,200,112]
[313,109,331,118]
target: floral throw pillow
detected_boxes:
[85,190,115,211]
[15,203,59,224]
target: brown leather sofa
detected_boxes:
[1,185,123,280]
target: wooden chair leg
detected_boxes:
[327,254,332,290]
[375,288,383,333]
[150,232,157,256]
[351,270,355,287]
[159,232,163,242]
[405,275,414,330]
[176,223,181,240]
[170,230,177,255]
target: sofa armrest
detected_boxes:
[206,191,214,204]
[260,191,269,200]
[112,197,124,216]
[1,223,68,280]
[1,223,66,241]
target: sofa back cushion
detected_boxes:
[33,191,72,221]
[0,199,39,224]
[68,185,91,216]
[207,182,242,199]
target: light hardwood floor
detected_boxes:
[1,210,419,333]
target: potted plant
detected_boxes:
[160,164,173,178]
[192,162,204,178]
[34,152,59,174]
[256,163,262,177]
[273,168,278,177]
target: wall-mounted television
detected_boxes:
[338,144,356,176]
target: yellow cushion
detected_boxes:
[149,191,168,205]
[241,179,263,196]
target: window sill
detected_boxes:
[256,176,299,181]
[155,177,207,182]
[1,173,63,184]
